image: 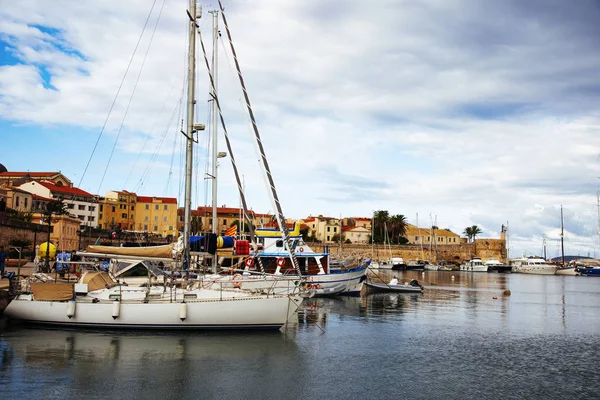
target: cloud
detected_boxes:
[1,0,600,256]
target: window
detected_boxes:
[100,205,103,212]
[144,224,148,230]
[67,203,74,209]
[163,216,167,222]
[88,216,95,221]
[415,236,419,241]
[78,215,84,220]
[112,206,115,212]
[24,198,28,208]
[78,205,85,210]
[131,205,134,210]
[168,226,173,230]
[327,236,330,241]
[327,227,330,232]
[333,227,337,233]
[145,216,149,221]
[223,219,226,226]
[145,204,149,210]
[164,205,168,210]
[155,205,159,210]
[99,213,103,219]
[154,225,158,231]
[89,206,95,211]
[154,216,158,222]
[121,213,127,218]
[15,196,20,207]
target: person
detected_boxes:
[0,246,8,278]
[389,276,399,285]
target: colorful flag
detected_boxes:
[225,225,237,237]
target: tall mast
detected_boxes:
[218,0,301,275]
[560,205,565,266]
[417,213,424,260]
[183,0,200,269]
[597,189,600,256]
[209,9,219,235]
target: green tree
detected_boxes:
[372,210,390,244]
[190,215,203,234]
[463,225,482,243]
[300,227,310,242]
[389,214,408,244]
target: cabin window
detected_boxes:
[276,240,283,248]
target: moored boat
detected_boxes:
[460,258,488,272]
[510,257,557,275]
[365,279,423,293]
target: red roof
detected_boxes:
[0,171,60,177]
[31,193,53,201]
[303,217,316,223]
[355,217,371,221]
[37,181,94,197]
[137,196,177,204]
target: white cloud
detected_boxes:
[1,0,600,256]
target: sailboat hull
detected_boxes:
[4,295,302,330]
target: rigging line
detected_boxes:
[125,72,180,188]
[96,0,166,193]
[218,0,302,278]
[197,27,267,276]
[164,97,185,196]
[78,0,158,189]
[203,98,212,209]
[135,98,181,192]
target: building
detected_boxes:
[402,224,463,245]
[177,206,274,235]
[18,180,99,227]
[135,196,178,236]
[303,215,341,243]
[4,187,33,213]
[32,213,81,252]
[98,190,137,230]
[0,171,72,187]
[342,226,371,244]
[342,217,372,231]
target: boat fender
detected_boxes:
[276,257,285,267]
[180,302,187,321]
[112,300,120,320]
[232,273,243,289]
[503,290,511,296]
[67,300,76,319]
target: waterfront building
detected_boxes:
[302,215,341,243]
[177,206,274,235]
[402,224,463,245]
[18,180,99,228]
[135,196,178,236]
[0,171,72,187]
[341,226,371,244]
[3,187,33,213]
[98,190,137,231]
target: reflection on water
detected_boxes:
[2,271,600,399]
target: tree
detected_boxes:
[463,225,482,243]
[230,219,251,233]
[300,227,310,242]
[389,214,408,244]
[42,199,72,272]
[332,233,340,243]
[190,215,203,234]
[372,210,390,244]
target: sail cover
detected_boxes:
[85,244,174,259]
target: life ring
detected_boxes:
[298,247,304,252]
[244,257,255,267]
[232,273,243,289]
[276,257,285,267]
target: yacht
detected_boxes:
[510,257,557,275]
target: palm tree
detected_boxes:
[389,214,408,244]
[372,210,389,244]
[470,225,482,242]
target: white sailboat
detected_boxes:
[4,0,303,330]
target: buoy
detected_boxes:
[503,290,511,296]
[112,300,120,319]
[493,296,498,299]
[67,300,76,319]
[179,302,187,321]
[422,272,425,275]
[465,283,469,287]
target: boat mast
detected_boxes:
[560,205,565,266]
[417,213,424,260]
[183,0,200,270]
[597,189,600,257]
[217,0,301,275]
[209,9,219,236]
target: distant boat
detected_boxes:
[485,259,511,273]
[510,257,557,275]
[576,265,600,276]
[460,258,488,272]
[365,279,423,293]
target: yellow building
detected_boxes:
[98,190,137,230]
[135,196,178,236]
[178,206,273,235]
[402,224,463,245]
[32,214,81,252]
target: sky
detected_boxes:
[1,0,600,258]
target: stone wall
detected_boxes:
[312,237,507,264]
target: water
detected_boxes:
[1,270,600,399]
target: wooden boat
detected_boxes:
[365,280,423,293]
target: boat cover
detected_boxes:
[31,283,74,301]
[86,244,174,258]
[82,271,116,292]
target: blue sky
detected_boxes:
[1,0,600,257]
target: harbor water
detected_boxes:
[1,270,600,399]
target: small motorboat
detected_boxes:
[365,279,423,293]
